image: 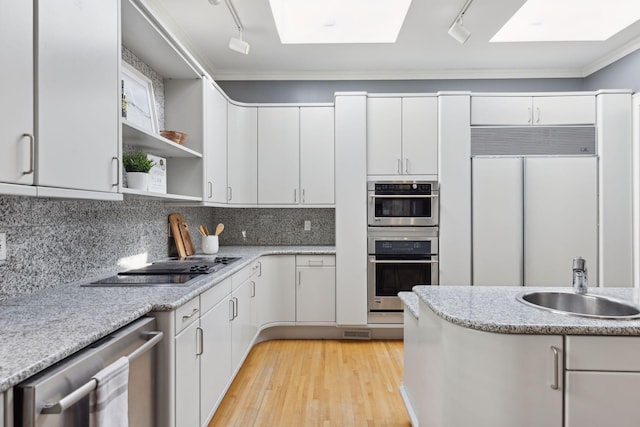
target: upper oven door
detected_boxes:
[367,181,439,226]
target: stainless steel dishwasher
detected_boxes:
[14,316,163,427]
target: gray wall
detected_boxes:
[0,195,334,301]
[584,49,640,92]
[218,78,584,103]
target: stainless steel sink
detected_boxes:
[516,291,640,319]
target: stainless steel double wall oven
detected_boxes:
[367,181,439,323]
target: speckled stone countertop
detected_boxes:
[398,292,418,319]
[414,285,640,335]
[0,246,334,392]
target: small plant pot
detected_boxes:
[126,172,150,191]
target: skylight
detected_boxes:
[491,0,640,42]
[268,0,412,44]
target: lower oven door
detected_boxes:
[368,254,439,311]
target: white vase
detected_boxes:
[126,172,150,191]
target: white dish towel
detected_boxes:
[89,356,130,427]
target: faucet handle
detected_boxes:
[572,256,586,271]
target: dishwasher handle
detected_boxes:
[41,330,163,415]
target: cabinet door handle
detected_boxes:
[536,107,541,124]
[233,297,238,318]
[550,346,560,390]
[294,189,297,203]
[111,156,120,187]
[302,188,306,204]
[196,327,203,356]
[404,158,409,174]
[298,271,302,286]
[251,280,256,298]
[182,308,199,321]
[227,186,232,202]
[208,181,213,199]
[527,107,532,124]
[257,261,262,277]
[397,159,401,174]
[22,133,35,175]
[228,299,235,321]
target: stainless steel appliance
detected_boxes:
[15,317,162,427]
[367,227,438,323]
[84,256,241,287]
[368,181,439,227]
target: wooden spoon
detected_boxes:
[199,225,208,237]
[215,223,224,236]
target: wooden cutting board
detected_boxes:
[168,213,195,258]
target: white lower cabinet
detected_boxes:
[255,256,296,326]
[419,301,563,427]
[400,308,421,426]
[230,270,256,372]
[175,301,201,427]
[199,277,233,426]
[295,255,336,323]
[565,336,640,427]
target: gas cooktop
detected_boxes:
[84,256,241,287]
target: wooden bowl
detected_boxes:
[160,130,188,145]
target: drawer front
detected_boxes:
[201,277,232,314]
[566,336,640,371]
[296,255,335,267]
[175,297,200,334]
[232,261,261,290]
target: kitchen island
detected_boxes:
[405,285,640,427]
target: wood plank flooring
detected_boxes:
[208,339,410,427]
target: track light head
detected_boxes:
[448,17,471,44]
[229,33,250,54]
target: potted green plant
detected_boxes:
[123,151,155,191]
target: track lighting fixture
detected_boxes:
[207,0,250,54]
[229,31,250,54]
[448,0,474,44]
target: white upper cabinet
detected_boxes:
[227,104,258,205]
[36,0,119,194]
[367,97,402,175]
[204,83,228,204]
[402,97,438,175]
[0,1,34,190]
[300,107,335,205]
[258,107,300,205]
[471,95,596,126]
[367,96,438,176]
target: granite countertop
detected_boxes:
[0,245,334,392]
[414,285,640,335]
[398,292,418,319]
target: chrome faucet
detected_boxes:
[572,257,588,294]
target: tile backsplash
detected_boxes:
[0,195,334,301]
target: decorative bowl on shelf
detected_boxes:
[160,130,188,145]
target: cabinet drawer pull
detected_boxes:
[308,259,324,266]
[182,308,199,321]
[550,346,559,390]
[22,133,35,175]
[208,181,213,199]
[196,327,203,356]
[229,299,235,321]
[111,156,120,187]
[251,281,256,298]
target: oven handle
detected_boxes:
[368,256,438,264]
[369,194,438,199]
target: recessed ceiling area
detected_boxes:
[269,0,412,44]
[492,0,640,42]
[145,0,640,80]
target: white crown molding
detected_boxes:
[581,36,640,77]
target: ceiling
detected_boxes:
[145,0,640,81]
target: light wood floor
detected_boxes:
[208,339,410,427]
